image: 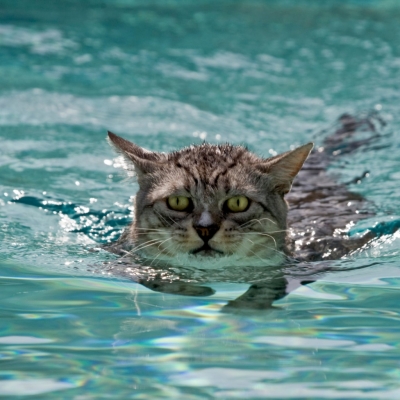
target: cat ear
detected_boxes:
[107,131,166,175]
[259,142,314,194]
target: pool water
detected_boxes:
[1,0,400,397]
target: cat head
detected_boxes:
[108,132,313,268]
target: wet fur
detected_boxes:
[107,133,313,268]
[105,114,382,311]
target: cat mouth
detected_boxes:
[192,243,223,256]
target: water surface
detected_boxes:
[1,0,400,398]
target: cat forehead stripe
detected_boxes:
[170,144,249,162]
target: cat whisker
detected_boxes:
[134,228,169,232]
[149,238,174,266]
[129,237,162,250]
[154,210,175,227]
[244,240,272,263]
[266,229,288,234]
[239,217,277,228]
[152,242,179,268]
[126,238,166,255]
[240,232,278,248]
[235,230,287,236]
[157,237,173,250]
[264,233,277,249]
[247,238,285,255]
[246,238,287,258]
[248,241,287,263]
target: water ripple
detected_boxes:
[11,194,130,243]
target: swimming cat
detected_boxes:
[105,114,380,310]
[107,132,313,268]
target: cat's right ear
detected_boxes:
[107,131,166,176]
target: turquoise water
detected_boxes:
[2,0,400,397]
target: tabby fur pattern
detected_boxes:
[108,132,312,268]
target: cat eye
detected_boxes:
[225,196,249,213]
[167,196,191,211]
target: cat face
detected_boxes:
[108,132,312,268]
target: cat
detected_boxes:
[105,114,381,310]
[107,132,313,268]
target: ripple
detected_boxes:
[11,194,129,243]
[0,336,53,344]
[0,379,76,396]
[2,1,400,397]
[0,90,250,146]
[0,24,77,55]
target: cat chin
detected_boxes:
[139,251,285,269]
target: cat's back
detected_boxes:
[287,114,378,261]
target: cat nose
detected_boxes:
[194,224,219,242]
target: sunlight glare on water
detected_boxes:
[1,0,400,398]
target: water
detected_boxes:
[1,0,400,397]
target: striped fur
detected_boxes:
[108,132,312,268]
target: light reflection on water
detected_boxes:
[2,265,400,397]
[1,0,400,397]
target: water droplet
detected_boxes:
[269,149,278,156]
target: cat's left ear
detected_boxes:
[107,131,166,176]
[259,142,313,194]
